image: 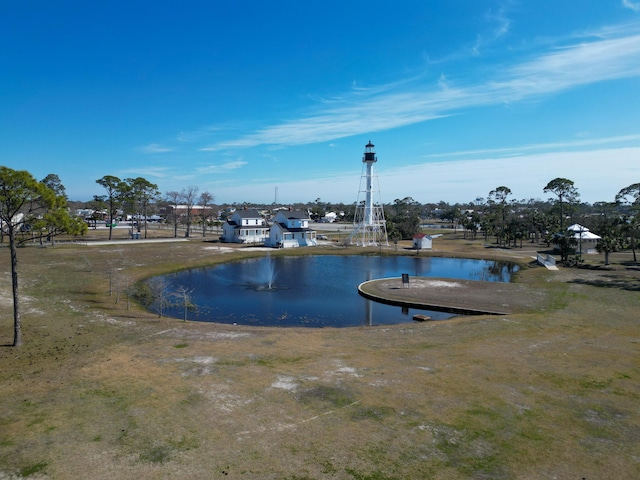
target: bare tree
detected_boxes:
[123,275,136,310]
[113,272,135,308]
[146,277,171,318]
[106,253,132,306]
[198,191,215,237]
[182,186,199,237]
[165,191,183,238]
[107,260,116,297]
[173,285,195,321]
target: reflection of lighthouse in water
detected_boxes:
[350,141,389,246]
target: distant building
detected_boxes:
[75,208,95,218]
[161,205,215,217]
[322,211,337,223]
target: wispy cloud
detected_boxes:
[421,134,640,159]
[472,3,512,55]
[383,146,640,204]
[119,166,172,178]
[622,0,640,12]
[196,160,248,174]
[177,125,225,143]
[497,34,640,98]
[207,146,640,205]
[139,143,172,153]
[208,27,640,150]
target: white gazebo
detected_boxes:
[567,224,601,254]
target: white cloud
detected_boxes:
[500,34,640,97]
[420,134,640,160]
[473,4,512,55]
[622,0,640,12]
[119,166,172,179]
[210,145,640,205]
[196,160,248,174]
[385,146,640,204]
[207,30,640,150]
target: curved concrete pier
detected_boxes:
[358,277,547,316]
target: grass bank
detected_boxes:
[0,234,638,479]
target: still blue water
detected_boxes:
[159,255,518,327]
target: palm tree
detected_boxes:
[618,215,639,263]
[554,232,577,263]
[595,219,623,265]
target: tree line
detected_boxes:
[1,165,639,347]
[384,178,639,265]
[92,176,217,240]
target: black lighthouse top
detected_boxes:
[363,141,377,163]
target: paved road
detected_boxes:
[80,238,190,246]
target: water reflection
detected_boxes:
[156,255,518,327]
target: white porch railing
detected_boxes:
[536,253,557,268]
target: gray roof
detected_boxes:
[273,223,312,234]
[278,210,309,220]
[233,209,263,218]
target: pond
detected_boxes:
[155,255,518,327]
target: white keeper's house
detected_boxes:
[267,209,317,248]
[220,208,270,244]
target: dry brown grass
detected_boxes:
[0,233,639,479]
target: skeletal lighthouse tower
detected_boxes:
[350,141,388,246]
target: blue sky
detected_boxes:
[2,1,640,205]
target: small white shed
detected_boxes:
[412,233,442,250]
